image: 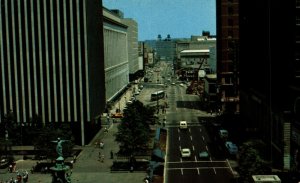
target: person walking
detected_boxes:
[100,141,104,149]
[110,150,114,159]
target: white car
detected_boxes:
[179,121,188,129]
[181,148,191,158]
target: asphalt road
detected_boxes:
[163,80,235,183]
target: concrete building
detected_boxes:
[239,0,299,171]
[122,18,140,81]
[103,8,129,106]
[155,37,176,61]
[216,0,240,114]
[203,74,218,111]
[176,34,216,73]
[144,35,176,62]
[0,0,105,145]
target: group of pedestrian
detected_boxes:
[8,163,16,173]
[0,170,29,183]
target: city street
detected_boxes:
[149,62,236,183]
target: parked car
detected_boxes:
[111,113,124,118]
[225,141,238,155]
[198,151,210,159]
[219,129,228,139]
[181,148,191,158]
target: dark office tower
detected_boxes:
[239,0,298,170]
[0,0,105,145]
[216,0,240,114]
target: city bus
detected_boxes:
[151,90,165,101]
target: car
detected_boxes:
[219,129,228,139]
[181,148,191,158]
[199,151,209,159]
[171,82,176,85]
[225,141,238,155]
[179,121,188,129]
[127,100,133,105]
[111,113,124,118]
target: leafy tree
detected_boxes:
[237,140,271,182]
[115,100,153,156]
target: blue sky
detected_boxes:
[102,0,216,41]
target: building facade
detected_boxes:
[103,8,129,105]
[122,18,140,81]
[239,0,298,170]
[216,0,240,114]
[0,0,105,145]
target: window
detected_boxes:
[228,7,234,15]
[228,19,233,27]
[297,16,300,25]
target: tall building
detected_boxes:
[216,0,240,114]
[155,36,176,61]
[122,18,140,81]
[103,8,129,106]
[0,0,105,145]
[239,0,298,170]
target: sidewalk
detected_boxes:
[0,83,159,183]
[0,123,147,183]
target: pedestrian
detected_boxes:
[8,164,12,173]
[23,170,28,183]
[100,141,104,149]
[110,150,114,159]
[101,154,104,162]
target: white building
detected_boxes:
[103,8,129,103]
[122,18,139,81]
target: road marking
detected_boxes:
[202,136,205,141]
[167,160,227,164]
[189,128,191,133]
[179,136,180,141]
[181,168,183,175]
[194,156,197,162]
[199,128,202,132]
[167,167,230,170]
[197,168,200,175]
[190,136,193,141]
[192,145,195,151]
[206,145,208,151]
[226,159,235,175]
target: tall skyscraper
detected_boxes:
[0,0,105,145]
[216,0,240,114]
[239,0,298,170]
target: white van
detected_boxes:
[179,121,188,129]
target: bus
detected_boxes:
[151,90,165,101]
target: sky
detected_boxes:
[102,0,216,41]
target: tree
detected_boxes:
[115,100,153,156]
[237,140,271,182]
